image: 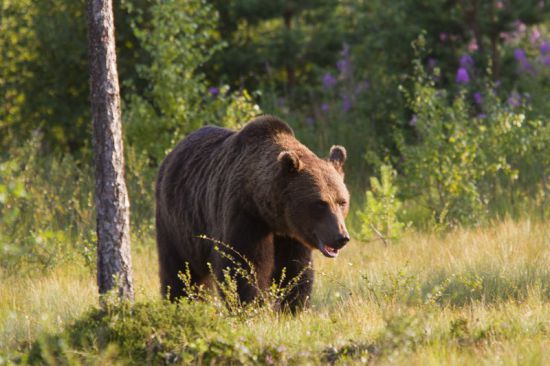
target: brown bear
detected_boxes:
[155,115,350,311]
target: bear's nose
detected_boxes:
[334,235,350,248]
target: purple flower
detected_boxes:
[337,59,351,74]
[460,54,474,68]
[322,73,337,89]
[341,95,352,112]
[542,56,550,67]
[455,67,470,84]
[337,43,352,76]
[409,115,418,126]
[477,113,487,119]
[514,48,534,72]
[305,116,315,126]
[507,91,521,108]
[439,32,448,42]
[540,41,550,55]
[320,103,330,112]
[473,92,483,105]
[208,87,219,97]
[522,60,534,72]
[514,48,527,62]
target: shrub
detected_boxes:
[398,35,547,227]
[122,0,261,162]
[0,138,96,274]
[356,164,405,244]
[25,300,252,365]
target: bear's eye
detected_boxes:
[336,200,347,207]
[312,200,329,210]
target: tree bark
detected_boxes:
[87,0,134,301]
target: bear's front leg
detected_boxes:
[216,214,275,306]
[273,236,314,313]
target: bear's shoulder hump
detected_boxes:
[237,115,294,141]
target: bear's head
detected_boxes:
[278,145,350,258]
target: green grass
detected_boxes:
[2,219,550,365]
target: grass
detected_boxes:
[1,218,550,364]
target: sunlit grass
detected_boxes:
[1,219,550,364]
[0,243,158,352]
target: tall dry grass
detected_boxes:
[1,219,550,364]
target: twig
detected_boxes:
[370,224,389,247]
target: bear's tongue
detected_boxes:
[319,243,339,258]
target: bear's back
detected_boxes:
[157,116,296,218]
[157,125,233,215]
[233,115,293,145]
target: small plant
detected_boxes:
[378,313,429,353]
[357,164,405,245]
[177,236,310,316]
[363,268,422,307]
[424,272,484,306]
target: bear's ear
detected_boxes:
[328,145,347,173]
[278,150,303,173]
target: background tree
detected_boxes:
[87,0,134,301]
[208,0,341,93]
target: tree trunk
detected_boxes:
[87,0,134,301]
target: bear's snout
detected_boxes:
[316,229,350,258]
[332,234,350,249]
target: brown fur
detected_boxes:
[155,115,350,311]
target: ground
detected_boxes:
[1,219,550,364]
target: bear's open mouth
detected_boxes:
[318,243,339,258]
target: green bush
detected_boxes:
[123,0,261,162]
[0,138,96,274]
[24,300,254,365]
[397,35,547,227]
[356,164,405,244]
[503,30,550,219]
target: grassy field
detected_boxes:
[2,219,550,365]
